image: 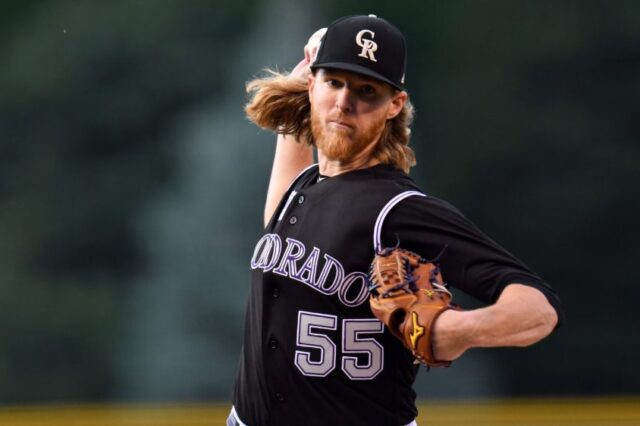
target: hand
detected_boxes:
[289,27,326,79]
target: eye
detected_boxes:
[358,84,377,96]
[326,78,343,88]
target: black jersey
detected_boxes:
[232,164,562,426]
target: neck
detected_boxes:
[317,143,381,177]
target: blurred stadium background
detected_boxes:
[1,0,638,424]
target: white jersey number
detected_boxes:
[295,310,384,380]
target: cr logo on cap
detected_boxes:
[355,29,378,62]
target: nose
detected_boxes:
[335,87,354,113]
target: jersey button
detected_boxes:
[297,195,305,204]
[275,392,285,402]
[269,338,278,350]
[289,216,297,225]
[272,288,280,298]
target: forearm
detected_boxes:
[434,284,558,360]
[262,31,323,226]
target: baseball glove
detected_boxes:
[368,246,458,367]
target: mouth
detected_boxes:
[328,120,353,131]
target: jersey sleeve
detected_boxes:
[382,195,564,325]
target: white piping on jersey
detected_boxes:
[276,163,318,222]
[277,190,297,222]
[373,190,426,251]
[229,406,248,426]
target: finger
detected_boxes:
[304,27,326,63]
[290,57,310,79]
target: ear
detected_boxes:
[386,91,408,120]
[308,73,316,103]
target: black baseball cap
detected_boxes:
[310,14,407,90]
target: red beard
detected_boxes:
[311,107,386,162]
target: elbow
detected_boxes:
[540,303,559,337]
[520,302,559,347]
[545,302,559,329]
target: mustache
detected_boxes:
[327,113,354,128]
[328,112,345,121]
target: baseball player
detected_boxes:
[229,15,563,426]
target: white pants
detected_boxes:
[227,406,417,426]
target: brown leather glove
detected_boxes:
[369,247,459,367]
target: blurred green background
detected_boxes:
[1,0,638,407]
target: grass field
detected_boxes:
[0,397,638,425]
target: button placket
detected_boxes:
[269,338,278,350]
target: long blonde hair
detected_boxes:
[245,70,416,173]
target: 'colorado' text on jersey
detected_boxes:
[251,233,370,307]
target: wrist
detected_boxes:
[457,309,483,350]
[432,309,476,360]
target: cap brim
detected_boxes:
[310,61,403,91]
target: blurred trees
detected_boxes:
[0,0,260,402]
[0,0,638,403]
[406,0,640,395]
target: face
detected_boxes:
[308,68,406,163]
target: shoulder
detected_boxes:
[388,191,470,225]
[370,164,422,192]
[380,191,488,252]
